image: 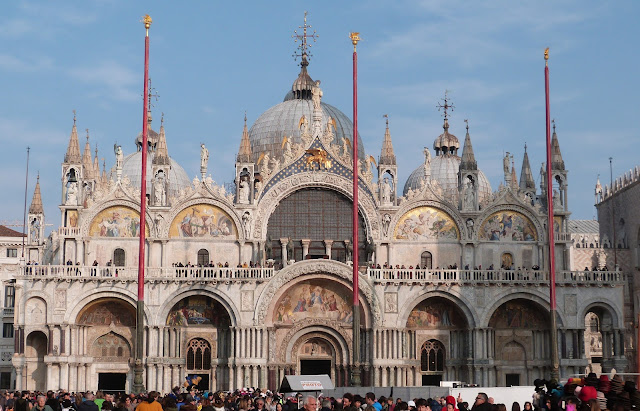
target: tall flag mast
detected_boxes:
[544,47,560,380]
[349,31,361,387]
[134,13,152,394]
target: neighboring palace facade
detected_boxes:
[1,29,636,393]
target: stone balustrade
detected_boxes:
[17,263,623,286]
[366,267,624,286]
[57,227,80,236]
[18,264,274,281]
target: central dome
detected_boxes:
[248,63,366,163]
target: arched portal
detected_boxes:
[266,188,366,265]
[25,331,47,391]
[584,306,617,374]
[489,298,550,386]
[290,331,348,387]
[408,296,470,385]
[166,295,232,390]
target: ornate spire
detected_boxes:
[153,113,170,165]
[237,112,252,163]
[101,159,107,182]
[459,119,477,170]
[93,144,100,177]
[551,119,565,170]
[29,174,44,214]
[519,143,536,191]
[65,110,82,163]
[510,158,518,190]
[290,12,318,100]
[82,129,93,179]
[379,114,396,165]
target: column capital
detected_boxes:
[300,239,311,246]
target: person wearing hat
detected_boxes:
[406,401,416,411]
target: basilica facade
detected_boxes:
[3,38,635,393]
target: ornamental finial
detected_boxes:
[349,32,361,52]
[544,47,549,66]
[142,14,152,35]
[292,11,318,66]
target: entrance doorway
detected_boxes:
[300,359,331,375]
[422,374,442,386]
[98,373,126,393]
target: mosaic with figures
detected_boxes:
[478,211,537,241]
[394,206,459,240]
[167,296,231,327]
[169,204,236,238]
[260,138,374,200]
[77,299,135,327]
[89,206,148,237]
[489,300,547,328]
[273,280,363,325]
[407,297,464,328]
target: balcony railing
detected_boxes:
[58,227,80,236]
[17,264,624,286]
[2,307,14,316]
[19,265,274,281]
[366,268,624,286]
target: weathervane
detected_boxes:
[437,90,455,120]
[147,78,160,109]
[383,114,389,127]
[292,11,318,65]
[464,118,469,132]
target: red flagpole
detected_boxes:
[134,14,152,394]
[544,48,559,380]
[349,32,361,387]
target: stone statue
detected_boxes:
[423,147,431,165]
[311,80,323,110]
[238,178,250,204]
[466,218,475,239]
[342,137,350,157]
[66,182,78,205]
[345,239,353,261]
[114,144,123,169]
[286,237,295,261]
[30,218,40,243]
[553,189,561,208]
[242,211,252,239]
[464,180,475,209]
[254,179,263,196]
[261,152,271,175]
[200,143,209,171]
[153,175,166,205]
[265,235,273,260]
[382,213,392,236]
[503,152,510,175]
[381,178,392,204]
[283,137,292,162]
[365,237,375,262]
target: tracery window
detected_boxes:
[186,338,212,370]
[91,332,130,360]
[420,339,445,372]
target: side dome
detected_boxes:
[111,152,192,198]
[403,157,492,203]
[248,99,366,163]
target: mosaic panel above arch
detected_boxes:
[489,299,548,329]
[478,210,537,241]
[77,298,135,326]
[89,206,148,238]
[273,279,363,325]
[169,204,237,239]
[407,297,466,329]
[167,296,231,327]
[394,206,459,240]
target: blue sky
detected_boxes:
[1,1,638,231]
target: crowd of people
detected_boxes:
[0,372,637,411]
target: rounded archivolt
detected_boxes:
[76,298,136,327]
[394,206,459,240]
[166,295,231,327]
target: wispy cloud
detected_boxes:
[0,117,67,146]
[0,53,53,72]
[70,61,139,102]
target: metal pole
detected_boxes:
[21,147,30,260]
[544,48,559,380]
[349,32,361,387]
[610,157,617,269]
[134,14,152,394]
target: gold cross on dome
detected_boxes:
[292,11,318,64]
[436,90,455,120]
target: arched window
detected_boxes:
[186,338,212,370]
[197,249,210,266]
[420,251,433,269]
[113,249,125,266]
[420,339,445,372]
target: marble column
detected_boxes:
[280,238,288,267]
[324,240,333,258]
[301,239,311,259]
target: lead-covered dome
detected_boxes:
[248,62,366,163]
[403,120,492,202]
